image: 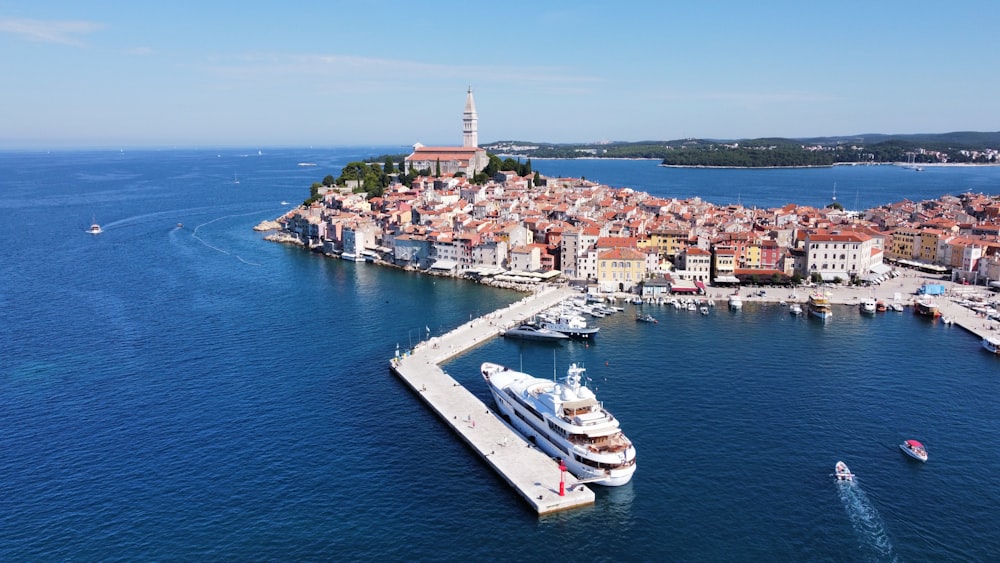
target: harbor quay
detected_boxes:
[389,285,597,515]
[695,268,998,341]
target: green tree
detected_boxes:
[383,156,395,174]
[322,174,335,187]
[336,161,368,186]
[484,154,501,177]
[500,157,520,172]
[435,158,441,178]
[304,181,322,206]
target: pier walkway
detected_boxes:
[389,285,596,515]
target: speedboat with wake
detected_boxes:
[835,461,854,481]
[899,439,928,462]
[481,362,636,486]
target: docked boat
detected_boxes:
[502,324,569,342]
[890,302,905,312]
[541,313,599,338]
[808,292,832,321]
[789,303,803,316]
[481,362,636,486]
[860,298,877,315]
[635,313,658,324]
[914,297,941,318]
[899,439,928,462]
[699,305,710,315]
[876,300,887,312]
[728,292,743,310]
[982,336,1000,354]
[834,460,854,482]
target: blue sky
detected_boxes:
[2,0,998,149]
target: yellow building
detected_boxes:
[647,229,689,259]
[918,229,943,264]
[889,228,921,260]
[743,242,762,270]
[597,247,646,292]
[712,247,737,283]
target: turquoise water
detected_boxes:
[1,149,998,560]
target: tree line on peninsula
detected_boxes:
[303,153,536,205]
[482,131,1000,167]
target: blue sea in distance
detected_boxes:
[2,148,1000,561]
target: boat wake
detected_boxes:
[190,210,271,266]
[837,481,898,562]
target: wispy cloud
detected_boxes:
[650,89,840,105]
[0,17,104,46]
[194,52,600,88]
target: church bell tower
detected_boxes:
[463,86,478,148]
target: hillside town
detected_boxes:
[262,90,1000,296]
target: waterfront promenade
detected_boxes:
[706,269,997,342]
[389,284,596,515]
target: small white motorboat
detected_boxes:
[87,222,102,234]
[860,298,877,315]
[789,304,803,316]
[899,439,928,462]
[835,461,854,482]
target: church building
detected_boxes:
[404,88,489,177]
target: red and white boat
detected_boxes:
[899,439,928,462]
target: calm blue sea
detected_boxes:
[2,149,999,561]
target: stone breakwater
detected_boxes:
[253,220,281,231]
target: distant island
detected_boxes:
[483,131,1000,167]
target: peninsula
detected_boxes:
[260,91,1000,296]
[484,132,1000,167]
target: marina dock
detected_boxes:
[389,285,596,515]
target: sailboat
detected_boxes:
[233,173,240,185]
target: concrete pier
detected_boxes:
[390,285,596,515]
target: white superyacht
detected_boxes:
[481,362,636,486]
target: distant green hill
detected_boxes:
[482,132,1000,167]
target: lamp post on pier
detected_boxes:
[558,459,567,496]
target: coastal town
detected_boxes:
[258,89,1000,302]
